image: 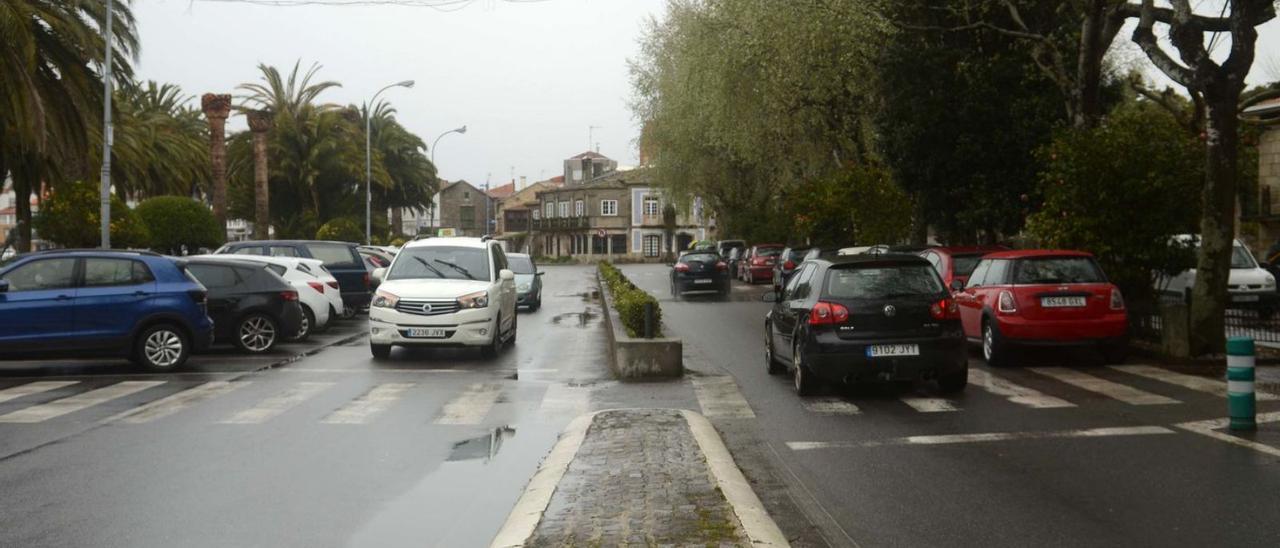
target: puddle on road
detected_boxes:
[447,426,516,462]
[550,308,598,327]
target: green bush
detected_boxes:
[35,181,150,249]
[315,217,363,242]
[135,196,224,254]
[599,261,663,338]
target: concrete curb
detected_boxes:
[253,329,366,373]
[596,273,683,379]
[489,408,790,547]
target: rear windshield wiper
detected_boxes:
[412,256,447,278]
[434,259,478,280]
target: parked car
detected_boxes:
[508,252,544,310]
[739,244,784,284]
[368,237,517,359]
[184,257,304,354]
[215,240,370,317]
[802,247,843,262]
[358,246,395,269]
[726,247,746,278]
[716,239,746,260]
[837,244,889,255]
[920,246,1008,290]
[772,246,812,292]
[192,255,334,340]
[764,253,967,395]
[0,250,213,371]
[671,250,730,297]
[1156,235,1277,315]
[954,250,1128,366]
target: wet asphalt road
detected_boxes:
[620,263,1280,548]
[0,265,697,548]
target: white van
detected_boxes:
[1156,235,1277,313]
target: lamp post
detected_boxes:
[99,0,115,249]
[366,79,414,245]
[428,126,466,236]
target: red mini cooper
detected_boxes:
[952,250,1127,365]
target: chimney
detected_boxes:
[520,175,527,190]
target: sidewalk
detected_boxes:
[492,409,788,547]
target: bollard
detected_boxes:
[643,301,656,339]
[1226,337,1257,432]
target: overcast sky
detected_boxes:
[132,0,1280,189]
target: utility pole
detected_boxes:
[99,0,115,249]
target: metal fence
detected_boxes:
[1134,303,1280,344]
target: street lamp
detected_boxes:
[428,125,466,235]
[366,79,415,245]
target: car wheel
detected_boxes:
[508,312,518,346]
[371,342,391,360]
[765,323,785,375]
[481,314,503,358]
[793,341,820,396]
[341,305,357,320]
[938,364,968,394]
[133,324,190,372]
[235,314,279,354]
[982,320,1009,367]
[291,307,315,342]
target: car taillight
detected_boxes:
[715,261,728,271]
[281,290,299,302]
[784,260,795,270]
[1110,288,1125,310]
[675,263,690,272]
[997,290,1017,314]
[809,301,850,325]
[308,281,325,294]
[327,280,340,290]
[930,297,960,320]
[363,273,370,288]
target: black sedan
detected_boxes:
[670,251,731,297]
[185,258,304,354]
[764,253,967,395]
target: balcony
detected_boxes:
[532,217,592,231]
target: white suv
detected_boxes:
[368,237,517,359]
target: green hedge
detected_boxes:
[599,261,662,338]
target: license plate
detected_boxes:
[1041,296,1086,308]
[866,344,920,358]
[405,328,447,339]
[694,278,713,284]
[1233,294,1261,303]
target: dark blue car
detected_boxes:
[0,250,213,371]
[214,240,370,317]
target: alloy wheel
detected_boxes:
[793,344,804,392]
[240,316,277,352]
[144,329,184,368]
[983,324,994,362]
[297,313,310,339]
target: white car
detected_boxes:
[1156,235,1278,313]
[192,255,336,339]
[838,245,889,255]
[368,237,517,359]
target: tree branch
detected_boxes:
[1115,2,1234,31]
[1130,0,1198,88]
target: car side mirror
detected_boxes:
[762,291,779,303]
[0,280,8,293]
[950,280,965,292]
[500,269,515,281]
[535,271,545,277]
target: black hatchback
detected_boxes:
[670,250,730,297]
[185,258,304,354]
[764,254,966,395]
[214,240,369,317]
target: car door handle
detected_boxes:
[56,294,73,301]
[134,291,150,297]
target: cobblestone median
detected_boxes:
[526,409,745,547]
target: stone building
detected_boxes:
[1245,98,1280,253]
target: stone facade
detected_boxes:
[431,180,492,237]
[1244,99,1280,254]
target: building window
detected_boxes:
[460,206,475,229]
[611,234,627,255]
[643,235,661,257]
[600,200,617,216]
[463,191,470,201]
[643,197,660,217]
[575,200,584,217]
[558,201,570,218]
[532,209,540,220]
[545,202,555,218]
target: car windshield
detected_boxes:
[680,252,719,264]
[509,256,535,274]
[1232,246,1257,269]
[386,246,488,281]
[953,254,985,276]
[825,265,944,299]
[1012,257,1104,284]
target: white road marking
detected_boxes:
[1110,364,1279,401]
[0,381,165,423]
[802,397,861,415]
[537,384,590,417]
[692,376,755,419]
[787,426,1176,450]
[111,381,246,424]
[218,382,335,424]
[968,369,1075,408]
[1029,367,1179,405]
[322,382,415,424]
[900,397,960,413]
[435,383,503,425]
[0,381,79,404]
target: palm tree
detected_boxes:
[0,0,139,251]
[362,101,437,237]
[113,80,208,199]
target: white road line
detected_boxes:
[0,381,79,404]
[787,426,1176,450]
[1110,365,1280,401]
[0,381,165,423]
[692,376,756,419]
[968,369,1075,409]
[218,382,335,424]
[900,397,960,413]
[111,381,247,424]
[435,383,503,425]
[537,384,590,418]
[322,382,416,424]
[1029,367,1179,405]
[1175,412,1280,457]
[802,397,861,415]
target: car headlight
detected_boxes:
[458,290,489,309]
[372,290,399,308]
[517,283,531,292]
[1266,275,1276,289]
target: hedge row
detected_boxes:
[599,261,663,338]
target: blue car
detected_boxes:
[0,250,214,371]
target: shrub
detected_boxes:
[315,217,363,242]
[599,261,663,337]
[35,181,150,249]
[390,237,407,247]
[135,196,224,254]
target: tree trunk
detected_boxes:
[247,109,274,240]
[390,207,403,238]
[12,171,33,253]
[201,94,232,234]
[1187,96,1241,355]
